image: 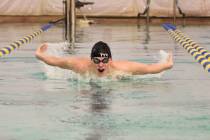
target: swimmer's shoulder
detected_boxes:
[111,60,131,71]
[111,60,133,67]
[67,57,90,63]
[111,60,146,73]
[65,57,91,72]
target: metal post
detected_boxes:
[66,0,76,49]
[173,0,177,24]
[146,0,150,24]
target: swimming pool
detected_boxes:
[0,22,210,140]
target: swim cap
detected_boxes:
[91,41,112,59]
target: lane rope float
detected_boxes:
[165,23,210,61]
[0,18,63,57]
[162,23,210,72]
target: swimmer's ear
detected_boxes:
[109,58,112,62]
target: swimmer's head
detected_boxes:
[91,41,112,75]
[91,41,112,59]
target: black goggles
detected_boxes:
[92,57,109,64]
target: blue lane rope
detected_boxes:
[41,23,54,31]
[0,22,57,57]
[165,23,210,60]
[162,23,210,72]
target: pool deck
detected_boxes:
[1,15,210,25]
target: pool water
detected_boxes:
[0,22,210,140]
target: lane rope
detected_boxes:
[166,23,210,61]
[162,23,210,72]
[0,18,63,57]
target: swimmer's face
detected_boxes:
[92,57,111,73]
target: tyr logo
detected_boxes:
[100,53,108,57]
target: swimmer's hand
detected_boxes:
[36,43,48,53]
[35,43,48,59]
[165,53,173,70]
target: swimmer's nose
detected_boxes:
[99,62,104,67]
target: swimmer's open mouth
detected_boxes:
[98,69,105,73]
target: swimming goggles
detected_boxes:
[92,57,109,64]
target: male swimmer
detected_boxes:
[35,41,173,77]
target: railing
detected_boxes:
[173,0,186,25]
[64,0,76,49]
[137,0,151,24]
[137,0,186,25]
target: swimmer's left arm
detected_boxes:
[114,54,173,75]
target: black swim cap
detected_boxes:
[91,41,112,59]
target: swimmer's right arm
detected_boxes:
[35,43,77,70]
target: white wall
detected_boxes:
[0,0,210,17]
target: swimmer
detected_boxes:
[35,41,173,77]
